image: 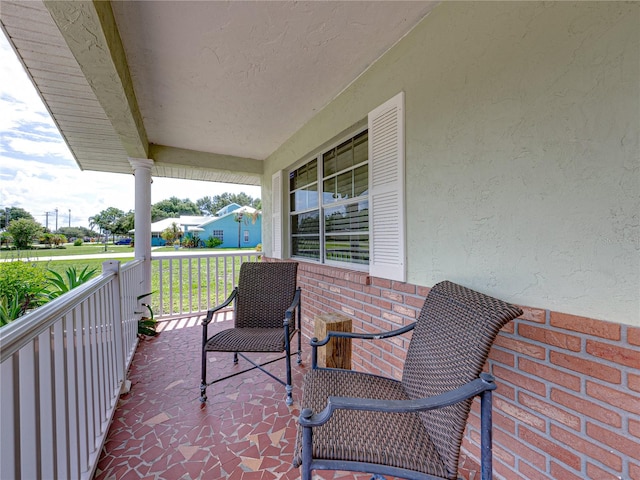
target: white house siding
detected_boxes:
[264,1,639,326]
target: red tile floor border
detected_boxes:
[94,314,480,480]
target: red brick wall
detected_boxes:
[287,259,640,480]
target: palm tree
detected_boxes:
[161,222,183,246]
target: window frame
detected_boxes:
[288,125,369,271]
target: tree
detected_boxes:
[151,205,169,222]
[89,207,125,242]
[40,232,54,247]
[234,211,244,248]
[58,226,95,240]
[161,222,182,245]
[7,218,43,249]
[0,231,12,248]
[52,234,67,246]
[196,196,218,216]
[115,210,135,236]
[196,193,261,216]
[0,207,35,230]
[152,197,199,221]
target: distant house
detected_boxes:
[134,205,261,248]
[146,217,209,246]
[198,204,262,249]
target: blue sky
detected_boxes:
[0,33,260,229]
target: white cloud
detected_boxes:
[0,32,260,230]
[6,137,72,159]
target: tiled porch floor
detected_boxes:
[95,314,480,480]
[94,313,372,480]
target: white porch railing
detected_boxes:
[0,252,261,479]
[151,251,262,319]
[0,259,144,480]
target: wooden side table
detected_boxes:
[314,313,352,369]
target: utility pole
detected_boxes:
[45,211,50,230]
[68,209,71,228]
[55,208,58,232]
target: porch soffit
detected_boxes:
[1,0,437,182]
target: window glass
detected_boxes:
[290,183,318,212]
[291,211,320,235]
[292,237,320,260]
[289,129,368,267]
[323,150,336,177]
[353,131,368,165]
[325,235,369,265]
[335,171,352,200]
[291,210,320,260]
[324,202,368,233]
[354,165,368,197]
[289,159,317,191]
[335,140,353,172]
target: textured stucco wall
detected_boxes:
[265,2,640,325]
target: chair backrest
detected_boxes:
[401,281,522,478]
[234,261,298,329]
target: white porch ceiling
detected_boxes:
[1,0,437,182]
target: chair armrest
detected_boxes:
[284,287,302,325]
[300,373,496,427]
[202,287,237,326]
[310,321,416,347]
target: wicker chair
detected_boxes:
[294,280,523,480]
[200,261,301,405]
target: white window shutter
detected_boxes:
[368,92,406,282]
[271,170,283,259]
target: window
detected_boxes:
[282,92,405,281]
[243,230,249,243]
[212,230,223,242]
[290,130,369,267]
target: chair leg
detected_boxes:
[301,412,313,480]
[200,350,208,403]
[233,352,238,364]
[297,326,302,365]
[285,351,293,405]
[201,321,208,403]
[480,388,493,480]
[199,382,207,403]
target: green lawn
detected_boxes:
[0,243,134,259]
[38,253,256,318]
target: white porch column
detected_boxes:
[129,158,153,295]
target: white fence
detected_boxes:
[151,251,262,319]
[0,251,261,479]
[0,259,144,480]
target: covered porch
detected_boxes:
[94,314,413,480]
[0,1,638,479]
[94,310,484,480]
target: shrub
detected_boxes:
[0,261,49,324]
[7,218,43,249]
[205,236,223,248]
[73,238,83,246]
[45,266,98,299]
[136,292,157,337]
